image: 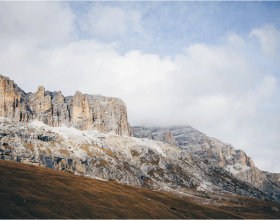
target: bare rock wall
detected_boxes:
[0,75,132,136]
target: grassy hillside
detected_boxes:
[0,160,279,219]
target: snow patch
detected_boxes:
[84,173,107,181]
[51,126,83,136]
[226,155,233,160]
[136,138,166,157]
[0,116,10,121]
[223,164,251,175]
[31,120,90,138]
[30,120,49,128]
[197,181,215,192]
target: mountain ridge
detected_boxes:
[0,75,132,136]
[0,74,280,206]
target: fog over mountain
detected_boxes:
[0,1,280,172]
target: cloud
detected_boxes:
[227,32,246,47]
[0,2,76,46]
[78,5,142,38]
[250,25,280,57]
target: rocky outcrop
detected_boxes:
[132,125,254,169]
[132,126,179,146]
[0,75,28,121]
[131,125,280,203]
[84,95,133,136]
[69,91,92,130]
[1,74,279,205]
[234,167,280,202]
[235,150,255,167]
[0,75,132,136]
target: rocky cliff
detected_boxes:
[132,126,179,146]
[132,125,254,168]
[131,125,280,202]
[0,75,132,136]
[0,74,279,205]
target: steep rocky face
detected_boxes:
[51,91,70,127]
[132,126,179,146]
[0,75,26,120]
[0,75,132,136]
[234,167,280,202]
[69,91,92,130]
[131,125,280,202]
[32,86,53,125]
[84,94,132,136]
[1,74,279,205]
[1,118,280,204]
[132,126,254,169]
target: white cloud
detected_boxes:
[0,2,76,46]
[250,25,280,57]
[78,5,142,37]
[227,32,246,47]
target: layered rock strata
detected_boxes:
[0,75,132,136]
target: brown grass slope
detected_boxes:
[0,160,280,219]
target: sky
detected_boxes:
[0,1,280,173]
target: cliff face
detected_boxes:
[132,126,179,146]
[132,125,255,169]
[69,91,92,130]
[131,125,280,202]
[1,75,280,205]
[0,75,28,121]
[0,75,132,136]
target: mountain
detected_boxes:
[132,125,254,168]
[2,160,280,219]
[132,126,280,203]
[0,74,280,208]
[0,75,132,136]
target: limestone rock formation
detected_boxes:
[0,75,27,121]
[0,75,132,136]
[131,125,280,203]
[1,74,279,205]
[132,126,179,146]
[69,91,92,130]
[132,125,254,168]
[84,94,133,136]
